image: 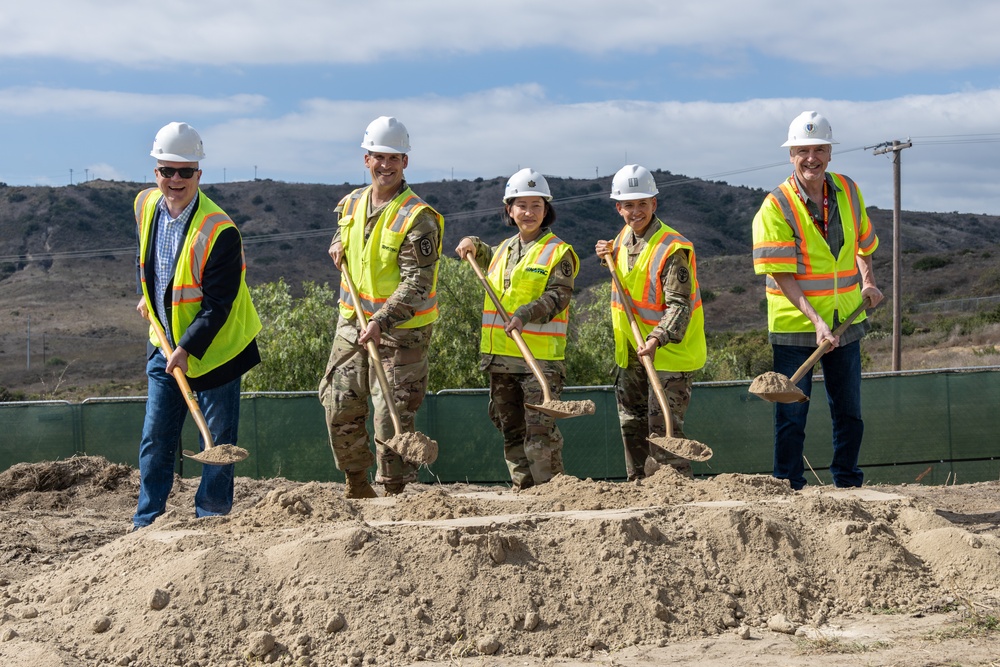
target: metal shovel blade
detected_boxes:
[526,399,597,420]
[384,432,439,466]
[649,435,713,462]
[182,444,250,466]
[748,371,809,404]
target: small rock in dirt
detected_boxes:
[325,612,346,633]
[1,628,17,642]
[22,606,38,619]
[91,615,112,633]
[149,588,170,611]
[476,635,500,655]
[736,624,752,640]
[524,611,540,631]
[767,613,797,635]
[247,631,276,657]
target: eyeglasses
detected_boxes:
[156,167,199,179]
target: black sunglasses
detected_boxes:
[156,166,199,179]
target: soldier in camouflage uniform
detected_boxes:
[319,117,443,499]
[595,165,707,481]
[456,169,578,490]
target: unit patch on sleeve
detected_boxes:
[418,237,434,257]
[560,260,573,277]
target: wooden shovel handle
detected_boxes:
[463,253,554,404]
[602,251,676,438]
[787,296,873,385]
[339,260,404,435]
[145,313,216,449]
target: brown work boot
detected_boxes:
[344,471,377,499]
[383,482,407,496]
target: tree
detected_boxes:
[244,279,337,392]
[428,257,487,391]
[565,281,616,387]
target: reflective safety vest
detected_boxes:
[480,232,579,361]
[751,173,879,333]
[610,219,706,372]
[337,186,444,328]
[135,188,261,378]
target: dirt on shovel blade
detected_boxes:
[183,444,250,465]
[543,399,596,416]
[651,436,713,462]
[389,431,439,466]
[748,371,808,403]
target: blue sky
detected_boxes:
[1,0,999,214]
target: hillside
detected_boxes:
[1,174,999,399]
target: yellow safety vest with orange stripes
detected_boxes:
[751,173,878,334]
[135,188,261,378]
[481,232,579,361]
[337,186,444,328]
[610,219,706,372]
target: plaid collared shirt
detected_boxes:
[153,195,198,350]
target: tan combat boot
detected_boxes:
[344,471,377,499]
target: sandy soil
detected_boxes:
[0,457,998,667]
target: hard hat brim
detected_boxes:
[610,192,658,201]
[504,191,552,202]
[150,150,203,163]
[781,138,838,147]
[362,143,408,154]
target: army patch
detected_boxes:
[677,267,690,284]
[561,260,573,277]
[418,237,434,257]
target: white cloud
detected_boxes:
[0,87,267,118]
[2,1,999,73]
[195,86,1000,214]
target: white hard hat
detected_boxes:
[150,122,205,162]
[503,168,551,202]
[361,116,410,154]
[781,111,838,147]
[610,164,658,201]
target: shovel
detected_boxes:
[145,313,249,466]
[339,260,439,466]
[749,296,872,403]
[464,254,596,419]
[603,253,713,462]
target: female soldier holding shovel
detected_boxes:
[456,169,581,491]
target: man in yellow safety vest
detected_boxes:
[320,116,444,498]
[752,111,883,490]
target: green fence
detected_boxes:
[2,369,999,486]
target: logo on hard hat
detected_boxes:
[804,123,816,134]
[628,177,639,187]
[527,180,536,187]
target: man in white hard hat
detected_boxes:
[132,122,262,529]
[320,116,444,498]
[595,165,706,481]
[752,111,883,491]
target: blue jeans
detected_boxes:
[772,340,864,491]
[133,353,240,528]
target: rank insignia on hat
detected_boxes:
[805,123,815,134]
[527,180,536,187]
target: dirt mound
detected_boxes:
[0,459,997,666]
[0,455,133,503]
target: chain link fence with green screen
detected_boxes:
[2,369,998,485]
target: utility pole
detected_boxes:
[254,165,258,180]
[85,168,89,182]
[870,139,912,372]
[69,168,73,185]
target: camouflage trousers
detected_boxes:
[615,347,694,480]
[488,371,565,489]
[318,332,429,485]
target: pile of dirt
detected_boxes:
[0,456,997,666]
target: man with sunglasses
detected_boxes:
[320,116,444,499]
[132,121,262,530]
